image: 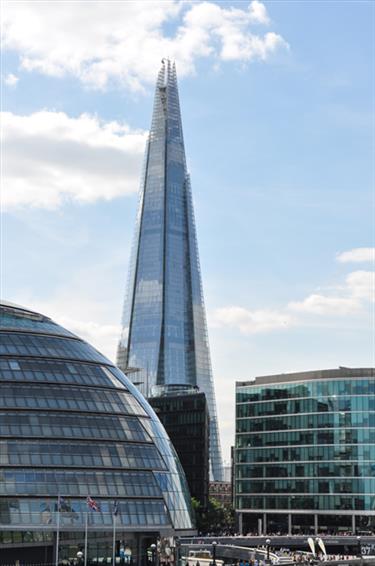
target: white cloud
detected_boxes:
[346,270,375,302]
[336,247,375,264]
[2,111,147,209]
[248,0,270,25]
[289,270,375,315]
[288,294,361,316]
[11,288,121,362]
[211,305,294,333]
[3,1,288,91]
[212,268,374,334]
[3,73,19,86]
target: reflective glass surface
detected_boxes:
[0,469,163,497]
[117,60,223,480]
[236,494,375,511]
[0,412,150,442]
[235,372,375,513]
[0,302,194,532]
[0,358,123,388]
[0,332,108,364]
[0,383,146,415]
[0,498,170,528]
[0,441,166,469]
[0,307,76,338]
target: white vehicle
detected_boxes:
[186,550,224,566]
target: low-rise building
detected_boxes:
[235,368,375,536]
[209,481,232,507]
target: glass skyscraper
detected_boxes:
[235,368,375,535]
[117,59,224,481]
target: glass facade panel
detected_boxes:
[0,307,76,338]
[0,441,166,469]
[236,411,374,432]
[237,396,375,418]
[0,498,170,528]
[0,470,163,498]
[236,495,375,511]
[236,378,375,403]
[0,412,150,442]
[237,462,375,478]
[237,428,375,447]
[235,370,375,521]
[0,383,146,416]
[0,301,194,533]
[149,391,210,507]
[0,332,109,364]
[117,60,223,480]
[0,358,124,388]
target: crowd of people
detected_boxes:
[195,531,375,538]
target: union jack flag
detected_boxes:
[86,496,100,512]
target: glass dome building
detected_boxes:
[0,301,194,564]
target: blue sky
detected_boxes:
[2,1,374,460]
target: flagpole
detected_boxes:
[55,496,60,566]
[112,511,116,566]
[84,511,88,566]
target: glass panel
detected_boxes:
[235,374,375,514]
[0,332,108,364]
[0,384,146,416]
[0,358,127,389]
[0,440,166,470]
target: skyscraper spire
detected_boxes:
[117,60,224,481]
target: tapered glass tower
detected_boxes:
[117,60,223,481]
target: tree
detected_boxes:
[191,497,234,534]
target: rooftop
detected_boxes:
[236,367,375,387]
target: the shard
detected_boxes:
[117,59,224,481]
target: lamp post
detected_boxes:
[357,536,362,564]
[266,539,271,564]
[175,538,181,566]
[212,541,217,566]
[151,544,157,566]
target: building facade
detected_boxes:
[235,368,375,536]
[117,59,223,481]
[0,301,194,564]
[149,387,210,509]
[209,481,232,508]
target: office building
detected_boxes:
[117,59,223,481]
[0,301,194,564]
[235,368,375,535]
[149,387,210,508]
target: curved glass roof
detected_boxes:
[0,302,194,532]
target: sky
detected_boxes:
[1,0,374,463]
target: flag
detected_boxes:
[58,496,67,512]
[58,496,74,513]
[113,500,119,516]
[87,496,100,512]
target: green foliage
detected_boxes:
[192,497,234,534]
